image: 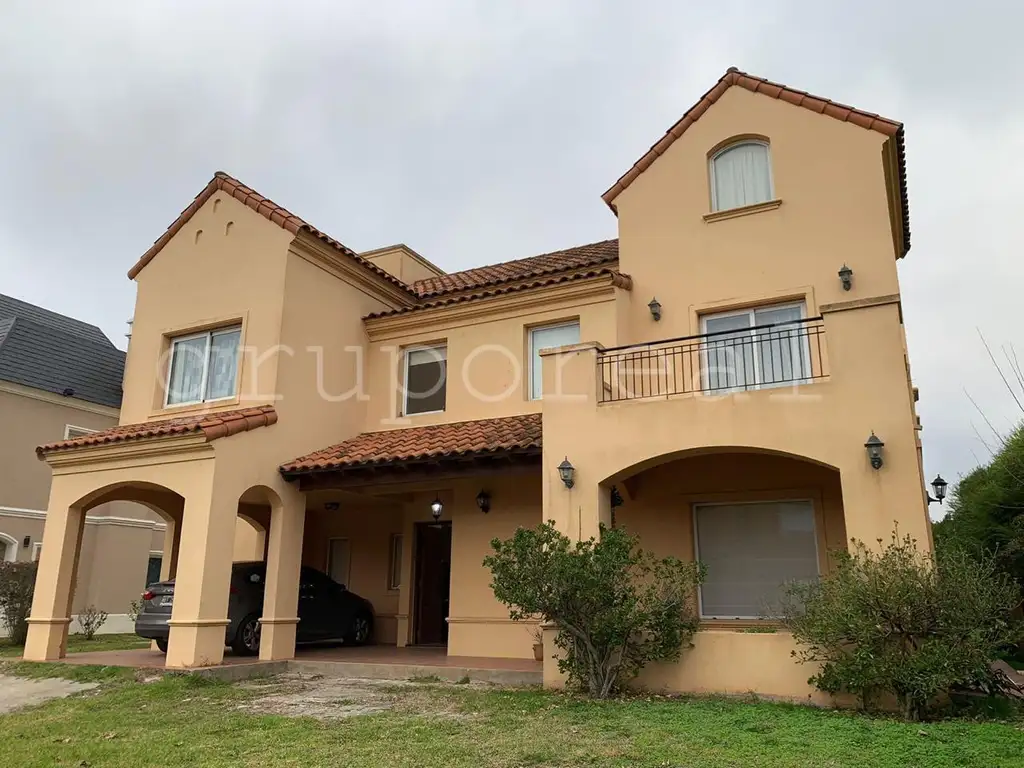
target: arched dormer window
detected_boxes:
[709,140,773,212]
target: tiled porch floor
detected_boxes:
[57,643,540,675]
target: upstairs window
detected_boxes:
[165,325,241,407]
[710,141,773,212]
[529,321,580,400]
[403,345,447,415]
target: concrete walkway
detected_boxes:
[0,674,97,714]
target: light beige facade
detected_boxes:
[0,381,166,632]
[25,69,930,703]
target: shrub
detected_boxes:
[126,598,142,623]
[0,561,38,645]
[485,521,704,698]
[781,532,1022,720]
[76,605,108,640]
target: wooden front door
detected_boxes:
[414,521,452,645]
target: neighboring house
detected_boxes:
[24,68,930,701]
[0,294,166,634]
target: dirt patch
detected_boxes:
[237,673,487,720]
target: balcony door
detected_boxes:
[701,302,809,392]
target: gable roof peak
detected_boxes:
[601,67,910,256]
[127,171,418,297]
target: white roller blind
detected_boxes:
[711,142,772,211]
[695,501,819,618]
[530,322,580,399]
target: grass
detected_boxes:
[0,670,1022,767]
[0,632,149,658]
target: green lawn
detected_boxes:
[0,664,1021,767]
[0,633,149,658]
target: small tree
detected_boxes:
[75,605,108,640]
[781,532,1022,720]
[0,561,38,645]
[485,521,704,698]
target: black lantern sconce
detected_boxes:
[648,297,662,321]
[430,497,444,521]
[610,486,624,509]
[864,432,885,469]
[838,264,854,291]
[928,474,948,505]
[22,535,31,549]
[476,490,491,514]
[557,457,576,489]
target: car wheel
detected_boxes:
[231,613,261,656]
[156,639,168,654]
[346,612,373,646]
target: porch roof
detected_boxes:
[279,413,542,478]
[36,404,278,456]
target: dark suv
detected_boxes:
[135,561,374,655]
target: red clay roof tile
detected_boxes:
[280,413,542,475]
[601,67,910,256]
[37,405,278,456]
[127,173,418,297]
[411,239,618,298]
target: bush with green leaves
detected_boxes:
[0,561,38,645]
[781,532,1022,720]
[484,521,704,698]
[75,605,108,640]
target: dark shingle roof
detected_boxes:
[0,295,125,409]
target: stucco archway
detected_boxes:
[0,532,17,563]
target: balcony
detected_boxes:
[597,317,827,404]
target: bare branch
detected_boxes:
[979,329,1024,416]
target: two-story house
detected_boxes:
[0,294,167,633]
[24,69,929,701]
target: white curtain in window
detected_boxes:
[712,143,772,211]
[206,329,241,400]
[696,501,819,618]
[167,336,208,405]
[531,323,581,399]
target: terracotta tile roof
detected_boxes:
[280,413,542,476]
[37,405,278,456]
[602,67,911,257]
[127,173,419,296]
[411,239,618,298]
[366,268,632,320]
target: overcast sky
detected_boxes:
[1,2,1020,514]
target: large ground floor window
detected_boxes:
[694,500,820,619]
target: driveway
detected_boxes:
[0,674,97,714]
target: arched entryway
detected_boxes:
[0,532,17,563]
[605,447,846,623]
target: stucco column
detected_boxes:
[24,485,86,661]
[165,471,237,668]
[159,513,182,581]
[540,342,608,541]
[258,490,305,661]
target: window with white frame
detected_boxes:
[710,141,773,212]
[32,542,42,562]
[701,302,809,392]
[529,322,580,400]
[695,500,819,619]
[165,325,242,407]
[326,537,351,588]
[387,534,403,590]
[403,345,447,415]
[64,425,98,440]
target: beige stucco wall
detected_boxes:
[612,85,901,348]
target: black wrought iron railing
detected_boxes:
[597,317,827,404]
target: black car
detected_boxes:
[135,561,374,655]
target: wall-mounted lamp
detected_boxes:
[838,264,853,291]
[927,474,948,505]
[610,486,624,509]
[557,457,576,489]
[648,297,662,321]
[476,490,491,514]
[430,497,444,521]
[324,501,340,512]
[22,535,31,549]
[864,432,885,470]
